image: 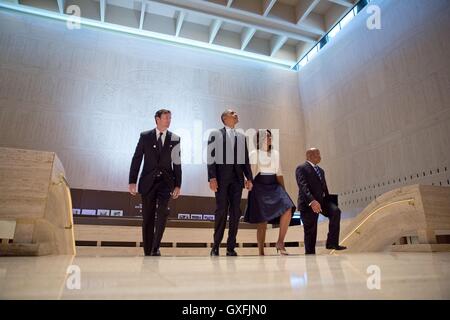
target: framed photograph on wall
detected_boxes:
[110,210,124,217]
[97,209,110,216]
[190,214,203,220]
[81,209,96,216]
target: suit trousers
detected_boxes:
[213,178,243,251]
[300,201,341,254]
[141,178,171,255]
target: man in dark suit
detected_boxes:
[207,109,253,256]
[129,109,182,256]
[295,148,346,254]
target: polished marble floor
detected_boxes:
[0,252,449,299]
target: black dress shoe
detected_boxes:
[326,245,347,250]
[226,249,238,256]
[210,248,219,256]
[151,249,161,256]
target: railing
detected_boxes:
[330,198,416,254]
[52,173,73,230]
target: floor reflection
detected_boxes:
[0,253,449,299]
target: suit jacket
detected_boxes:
[207,127,253,187]
[295,161,330,213]
[129,129,182,195]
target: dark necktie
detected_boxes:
[228,129,235,149]
[157,132,163,153]
[314,165,327,195]
[314,166,323,182]
[233,135,238,164]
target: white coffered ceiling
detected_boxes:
[0,0,357,69]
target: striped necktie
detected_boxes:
[313,165,323,182]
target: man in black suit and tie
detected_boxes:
[129,109,182,256]
[295,148,346,254]
[207,109,253,256]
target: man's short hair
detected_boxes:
[221,110,232,124]
[154,109,171,122]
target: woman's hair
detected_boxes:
[256,129,272,152]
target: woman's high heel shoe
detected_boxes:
[276,245,289,256]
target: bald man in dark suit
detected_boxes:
[295,148,346,254]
